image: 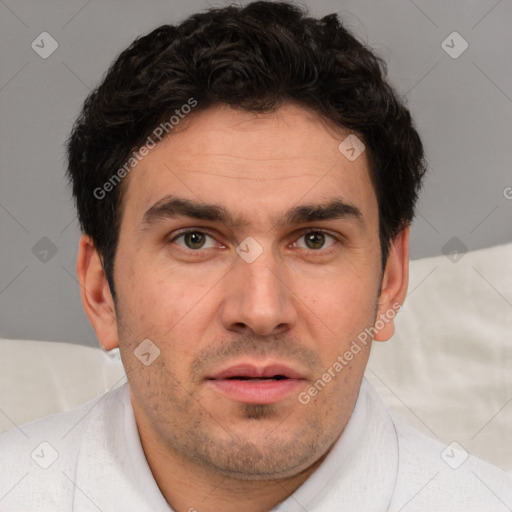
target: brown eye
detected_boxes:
[294,231,337,251]
[304,232,326,249]
[172,230,217,250]
[183,232,206,249]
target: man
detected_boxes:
[1,1,511,511]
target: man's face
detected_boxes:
[112,103,384,479]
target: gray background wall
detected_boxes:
[1,0,511,347]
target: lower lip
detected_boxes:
[207,379,303,404]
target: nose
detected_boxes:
[219,247,298,337]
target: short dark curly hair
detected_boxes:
[67,0,426,300]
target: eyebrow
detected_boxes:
[139,194,364,230]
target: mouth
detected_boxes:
[206,363,306,405]
[224,376,289,381]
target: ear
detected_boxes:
[76,234,119,350]
[373,226,409,342]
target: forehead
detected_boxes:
[120,103,377,230]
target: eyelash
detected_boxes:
[168,228,340,256]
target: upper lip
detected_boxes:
[207,362,306,380]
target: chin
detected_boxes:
[181,419,332,481]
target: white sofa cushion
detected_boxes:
[367,242,512,472]
[0,340,125,434]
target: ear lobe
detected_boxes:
[373,226,409,342]
[76,234,119,350]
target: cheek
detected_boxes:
[115,258,217,363]
[294,263,379,331]
[116,255,186,325]
[308,291,376,363]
